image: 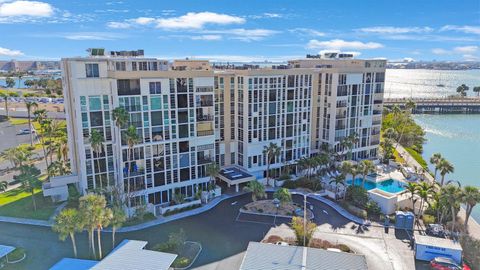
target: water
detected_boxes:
[414,114,480,222]
[0,75,60,88]
[385,69,480,98]
[346,178,406,193]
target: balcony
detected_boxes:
[197,100,214,107]
[197,130,214,136]
[335,125,346,130]
[196,86,213,92]
[373,110,382,115]
[372,120,381,125]
[197,115,214,122]
[371,140,380,145]
[373,100,383,104]
[197,156,213,165]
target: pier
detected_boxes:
[384,97,480,114]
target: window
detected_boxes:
[86,63,99,78]
[117,79,140,96]
[149,82,162,94]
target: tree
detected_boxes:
[357,160,375,189]
[340,133,359,160]
[16,165,41,211]
[0,91,18,118]
[438,158,454,186]
[290,217,316,246]
[24,79,34,88]
[53,208,82,258]
[441,184,462,232]
[5,77,15,88]
[329,173,346,200]
[473,86,480,97]
[339,161,354,177]
[112,107,129,131]
[405,182,418,216]
[456,84,469,97]
[89,129,105,189]
[25,101,38,146]
[1,146,32,168]
[123,125,140,209]
[462,186,480,230]
[263,143,281,186]
[95,206,112,259]
[0,181,7,192]
[34,109,51,170]
[243,180,266,201]
[416,182,435,217]
[429,153,442,180]
[206,163,220,188]
[273,188,292,207]
[79,194,106,259]
[110,206,126,248]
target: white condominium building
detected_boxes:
[43,50,385,210]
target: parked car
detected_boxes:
[430,257,470,270]
[17,129,34,135]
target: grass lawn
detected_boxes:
[9,118,30,125]
[0,188,57,220]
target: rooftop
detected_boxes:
[219,166,254,182]
[414,234,463,250]
[240,242,368,270]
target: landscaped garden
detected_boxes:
[0,189,57,220]
[152,229,202,269]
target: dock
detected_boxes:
[384,97,480,114]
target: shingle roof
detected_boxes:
[240,242,368,270]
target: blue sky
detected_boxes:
[0,0,479,62]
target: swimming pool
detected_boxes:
[346,178,406,194]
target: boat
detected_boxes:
[436,84,445,87]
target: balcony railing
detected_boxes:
[197,101,214,107]
[197,157,213,165]
[197,115,214,122]
[371,140,380,145]
[197,130,214,136]
[196,86,214,92]
[373,110,382,115]
[372,120,382,125]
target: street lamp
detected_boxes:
[302,191,315,246]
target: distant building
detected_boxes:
[240,242,368,270]
[0,60,60,72]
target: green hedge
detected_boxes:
[404,147,428,169]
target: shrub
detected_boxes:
[365,200,381,217]
[345,186,369,208]
[282,178,322,191]
[338,244,351,253]
[174,257,191,268]
[422,214,435,225]
[279,174,291,181]
[404,147,428,169]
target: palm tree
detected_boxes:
[339,161,354,178]
[340,133,359,160]
[456,84,469,97]
[329,173,346,200]
[429,153,442,180]
[90,130,105,189]
[95,207,112,259]
[79,194,106,259]
[0,91,18,118]
[438,158,454,186]
[473,86,480,97]
[405,182,418,216]
[416,182,435,217]
[206,163,220,188]
[273,188,292,207]
[25,101,38,146]
[358,160,375,189]
[16,165,41,211]
[110,206,126,248]
[262,143,281,187]
[34,109,50,169]
[53,208,82,258]
[462,186,480,230]
[124,125,140,208]
[243,180,266,201]
[112,107,129,129]
[441,184,462,232]
[0,181,7,192]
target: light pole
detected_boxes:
[302,192,315,247]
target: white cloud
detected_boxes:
[358,26,433,34]
[106,21,131,29]
[440,25,480,35]
[134,17,155,25]
[0,1,53,17]
[0,46,24,57]
[307,39,383,50]
[184,54,302,62]
[63,32,125,41]
[263,12,282,18]
[432,48,449,55]
[453,46,478,54]
[462,54,480,61]
[190,35,222,41]
[289,28,325,37]
[156,12,244,29]
[200,28,279,42]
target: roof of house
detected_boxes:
[240,242,368,270]
[90,240,177,270]
[414,234,463,251]
[0,245,15,259]
[49,258,98,270]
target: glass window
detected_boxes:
[150,96,161,110]
[149,82,162,94]
[85,63,99,78]
[88,96,102,111]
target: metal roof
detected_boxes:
[90,240,177,270]
[240,242,368,270]
[0,245,15,259]
[49,258,98,270]
[415,234,463,251]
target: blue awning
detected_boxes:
[49,258,98,270]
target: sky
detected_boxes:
[0,0,479,62]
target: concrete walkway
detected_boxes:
[0,215,51,227]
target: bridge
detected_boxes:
[384,97,480,114]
